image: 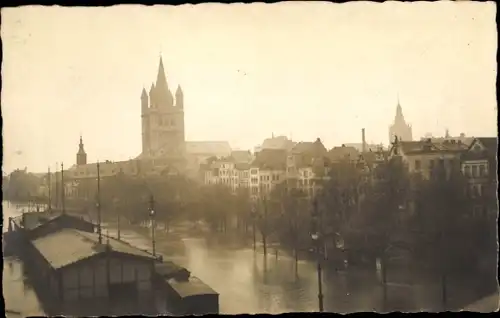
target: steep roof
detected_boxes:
[261,136,296,151]
[477,137,498,153]
[462,137,498,161]
[291,138,328,156]
[328,146,359,162]
[252,148,287,170]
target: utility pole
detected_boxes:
[251,205,256,251]
[97,161,102,244]
[48,167,52,213]
[114,197,120,240]
[262,197,268,257]
[312,198,324,312]
[55,162,59,209]
[61,163,66,214]
[149,194,156,257]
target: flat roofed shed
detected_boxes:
[168,276,218,299]
[32,228,155,270]
[155,261,191,280]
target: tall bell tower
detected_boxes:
[388,97,413,144]
[76,135,87,166]
[140,56,186,159]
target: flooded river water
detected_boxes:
[3,201,490,314]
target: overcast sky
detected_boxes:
[2,2,497,173]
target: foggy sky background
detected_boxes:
[2,2,497,174]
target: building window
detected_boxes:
[472,165,479,178]
[464,165,472,177]
[415,160,421,170]
[479,165,486,177]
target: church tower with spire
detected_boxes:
[388,97,413,144]
[77,135,87,165]
[140,56,186,164]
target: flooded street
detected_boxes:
[2,201,488,314]
[2,201,46,317]
[103,222,445,314]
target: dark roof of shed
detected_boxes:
[155,261,190,279]
[32,228,155,270]
[167,276,218,298]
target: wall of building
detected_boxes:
[60,255,153,303]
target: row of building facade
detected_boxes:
[27,55,495,219]
[200,134,497,216]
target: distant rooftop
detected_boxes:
[186,141,232,155]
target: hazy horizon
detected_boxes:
[2,2,497,174]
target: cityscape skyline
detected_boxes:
[2,2,497,173]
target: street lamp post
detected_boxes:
[113,197,120,240]
[251,205,257,251]
[61,163,66,214]
[149,195,156,257]
[96,161,102,244]
[48,167,52,213]
[311,198,324,313]
[262,197,268,257]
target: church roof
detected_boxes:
[185,141,232,156]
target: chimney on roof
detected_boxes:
[362,128,366,153]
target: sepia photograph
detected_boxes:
[1,2,498,316]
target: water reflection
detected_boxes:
[3,198,482,314]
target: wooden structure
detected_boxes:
[153,261,219,316]
[25,228,157,315]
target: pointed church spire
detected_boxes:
[77,135,87,165]
[395,95,404,121]
[154,55,173,107]
[156,56,167,87]
[78,135,85,153]
[175,84,184,108]
[149,83,156,108]
[175,84,183,95]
